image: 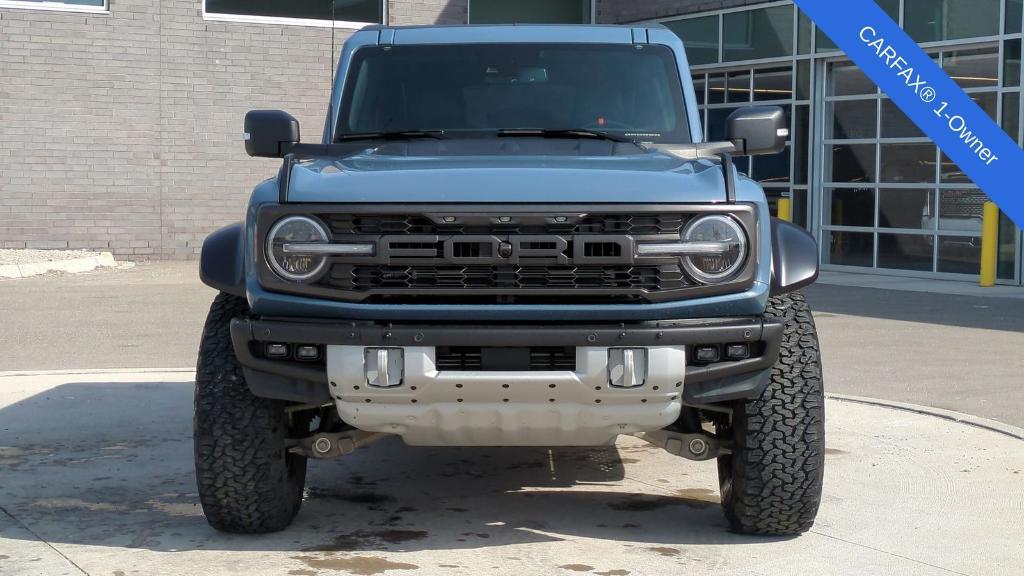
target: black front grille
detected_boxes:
[322,213,686,236]
[258,205,757,304]
[322,264,686,291]
[436,346,576,371]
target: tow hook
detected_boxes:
[634,430,731,461]
[286,430,388,459]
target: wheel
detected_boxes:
[194,293,307,533]
[717,291,825,535]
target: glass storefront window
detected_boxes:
[879,189,936,229]
[940,152,970,183]
[1005,40,1021,88]
[937,236,983,273]
[880,143,936,183]
[881,99,925,138]
[797,10,812,54]
[692,75,707,106]
[827,188,876,227]
[827,231,875,267]
[829,62,876,96]
[942,48,999,89]
[707,74,726,105]
[1003,92,1021,141]
[831,144,877,182]
[753,146,791,183]
[793,105,810,185]
[723,5,793,61]
[939,189,987,232]
[999,212,1018,279]
[1009,0,1024,34]
[829,100,878,139]
[468,0,590,24]
[727,70,751,103]
[206,0,382,22]
[904,0,1001,42]
[878,234,935,271]
[754,67,792,101]
[796,60,811,100]
[665,15,720,66]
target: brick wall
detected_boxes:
[389,0,467,25]
[0,1,345,258]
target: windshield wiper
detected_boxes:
[336,130,447,142]
[495,128,637,143]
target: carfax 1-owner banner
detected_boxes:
[795,0,1024,227]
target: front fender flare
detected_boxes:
[200,223,245,297]
[769,218,819,296]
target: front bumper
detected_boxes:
[230,317,782,430]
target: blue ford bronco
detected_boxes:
[196,24,823,536]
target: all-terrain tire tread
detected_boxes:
[721,291,825,535]
[193,292,306,534]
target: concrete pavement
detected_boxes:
[1,370,1022,576]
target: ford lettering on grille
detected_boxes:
[376,235,634,265]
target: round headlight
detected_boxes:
[266,216,329,282]
[681,215,747,283]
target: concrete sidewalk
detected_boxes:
[1,370,1021,576]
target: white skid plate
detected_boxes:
[326,346,686,446]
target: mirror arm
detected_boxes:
[718,152,737,204]
[278,153,296,203]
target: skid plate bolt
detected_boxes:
[688,438,708,457]
[312,437,333,455]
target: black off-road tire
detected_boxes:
[717,291,825,536]
[194,292,307,534]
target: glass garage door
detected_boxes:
[819,52,1021,282]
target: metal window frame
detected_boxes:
[202,0,386,29]
[0,0,107,13]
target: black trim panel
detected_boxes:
[229,317,783,402]
[199,223,245,297]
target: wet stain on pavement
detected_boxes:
[559,564,595,572]
[647,547,681,557]
[595,571,631,576]
[293,554,419,575]
[288,570,316,576]
[618,458,640,464]
[825,448,848,455]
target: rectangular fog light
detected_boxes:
[295,345,321,361]
[694,345,720,363]
[608,348,647,388]
[365,347,404,388]
[266,343,289,358]
[725,343,750,360]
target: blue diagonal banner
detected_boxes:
[794,0,1024,228]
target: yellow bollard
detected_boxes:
[979,201,999,287]
[777,197,792,222]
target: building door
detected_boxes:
[817,52,1021,284]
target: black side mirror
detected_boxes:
[244,110,300,158]
[726,106,788,156]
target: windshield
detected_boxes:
[336,43,691,144]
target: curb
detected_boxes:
[0,252,117,279]
[0,368,195,378]
[827,393,1024,441]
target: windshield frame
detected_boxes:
[333,42,693,145]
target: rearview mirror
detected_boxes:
[726,106,788,156]
[244,110,300,158]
